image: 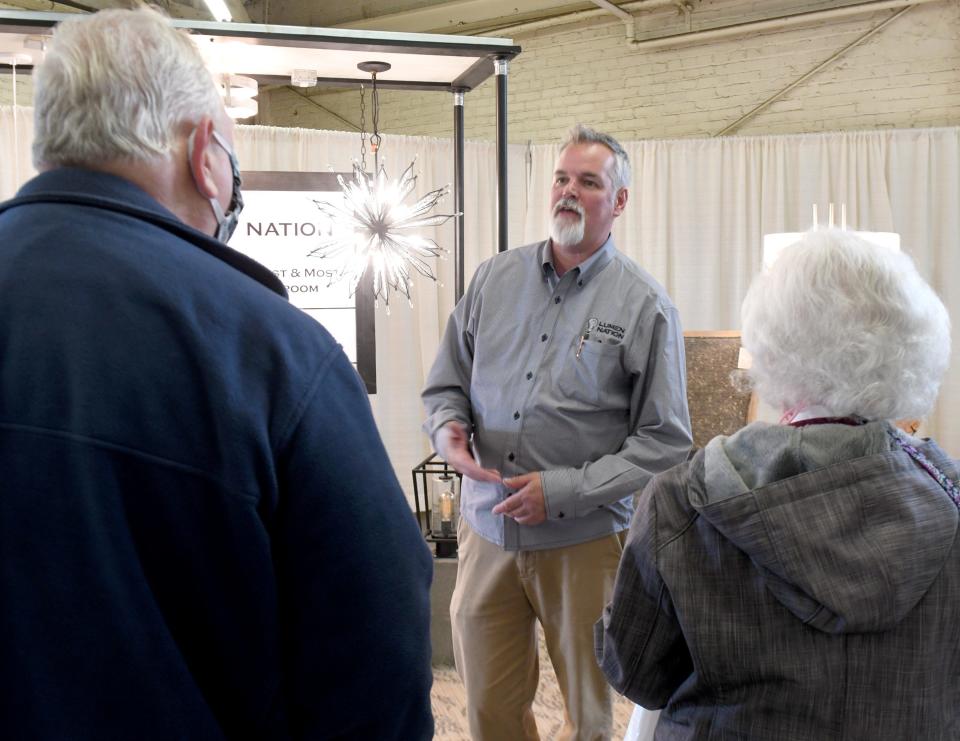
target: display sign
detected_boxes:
[229,171,376,394]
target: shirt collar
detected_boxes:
[539,234,616,287]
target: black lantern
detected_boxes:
[412,453,460,558]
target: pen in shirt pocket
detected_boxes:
[576,318,600,359]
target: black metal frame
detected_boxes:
[411,453,461,558]
[452,90,466,302]
[495,58,510,254]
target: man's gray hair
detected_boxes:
[32,7,223,169]
[560,124,631,191]
[741,229,951,421]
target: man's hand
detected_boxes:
[435,421,501,483]
[492,472,546,526]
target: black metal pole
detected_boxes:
[495,57,509,253]
[453,89,466,302]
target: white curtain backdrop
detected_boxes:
[0,106,35,198]
[2,108,956,482]
[528,128,959,455]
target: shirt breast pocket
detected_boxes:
[556,338,627,407]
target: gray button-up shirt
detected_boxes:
[422,237,693,551]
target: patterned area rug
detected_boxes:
[431,627,633,740]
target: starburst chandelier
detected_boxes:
[309,61,455,310]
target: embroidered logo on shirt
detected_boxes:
[595,321,625,341]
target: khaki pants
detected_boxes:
[451,519,625,741]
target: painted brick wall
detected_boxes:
[257,0,960,142]
[3,1,957,140]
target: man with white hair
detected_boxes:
[422,125,692,740]
[0,8,433,740]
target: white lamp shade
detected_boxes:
[762,230,900,271]
[217,73,258,120]
[223,98,258,119]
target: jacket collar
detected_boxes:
[2,168,287,298]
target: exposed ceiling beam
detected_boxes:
[332,0,682,37]
[628,0,944,49]
[153,0,223,21]
[220,0,250,23]
[79,0,220,21]
[465,0,678,36]
[333,0,593,34]
[0,0,87,12]
[0,0,250,21]
[588,0,632,21]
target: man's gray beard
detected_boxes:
[550,213,585,247]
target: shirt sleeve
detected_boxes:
[420,263,486,450]
[541,304,693,519]
[594,472,692,707]
[274,346,434,740]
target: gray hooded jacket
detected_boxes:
[596,420,960,740]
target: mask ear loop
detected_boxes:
[186,126,230,237]
[210,128,244,215]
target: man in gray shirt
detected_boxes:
[422,124,692,741]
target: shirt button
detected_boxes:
[508,452,515,462]
[526,372,533,380]
[578,280,583,287]
[513,411,520,420]
[558,512,565,518]
[540,333,548,342]
[554,296,561,304]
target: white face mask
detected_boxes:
[187,127,244,243]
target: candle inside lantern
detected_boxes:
[431,473,460,538]
[439,489,455,536]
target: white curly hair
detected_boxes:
[741,228,951,421]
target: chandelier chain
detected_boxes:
[359,83,367,174]
[311,61,453,309]
[370,71,382,172]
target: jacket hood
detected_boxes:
[693,421,958,634]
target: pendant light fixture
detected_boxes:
[309,61,455,311]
